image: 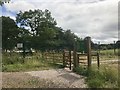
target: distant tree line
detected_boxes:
[1,9,119,52]
[92,41,120,50]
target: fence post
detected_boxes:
[77,54,79,65]
[98,42,100,54]
[69,50,71,70]
[86,37,92,68]
[114,41,116,55]
[97,52,100,69]
[73,39,79,69]
[42,51,44,60]
[63,50,66,67]
[73,49,77,68]
[53,51,55,63]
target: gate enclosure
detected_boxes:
[63,37,100,70]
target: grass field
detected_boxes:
[2,52,63,72]
[92,49,119,61]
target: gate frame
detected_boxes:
[63,36,100,70]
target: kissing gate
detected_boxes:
[63,37,100,70]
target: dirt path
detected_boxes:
[2,68,87,88]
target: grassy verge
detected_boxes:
[2,52,64,72]
[2,61,63,72]
[73,64,119,88]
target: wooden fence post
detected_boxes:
[98,42,100,54]
[114,41,116,55]
[73,39,76,68]
[73,39,79,68]
[86,37,92,68]
[63,50,65,67]
[69,50,71,70]
[42,52,44,60]
[53,52,55,63]
[77,54,79,65]
[97,52,100,69]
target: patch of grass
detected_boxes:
[2,52,24,65]
[73,64,119,88]
[99,49,119,60]
[2,52,64,72]
[27,79,41,86]
[3,61,63,72]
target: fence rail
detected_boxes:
[43,52,63,63]
[42,37,100,70]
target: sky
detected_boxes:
[0,0,119,44]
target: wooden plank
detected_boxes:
[77,53,87,56]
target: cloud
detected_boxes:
[2,0,119,44]
[4,0,35,13]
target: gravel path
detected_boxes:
[2,68,87,88]
[26,68,87,88]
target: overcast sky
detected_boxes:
[0,0,119,44]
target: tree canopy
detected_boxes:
[16,9,57,36]
[1,9,80,51]
[1,16,20,50]
[15,9,80,51]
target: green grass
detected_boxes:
[99,49,119,56]
[92,49,119,61]
[73,64,119,88]
[2,52,64,72]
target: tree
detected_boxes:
[16,9,58,51]
[116,41,120,49]
[16,9,57,36]
[16,9,81,51]
[63,30,76,50]
[1,16,20,51]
